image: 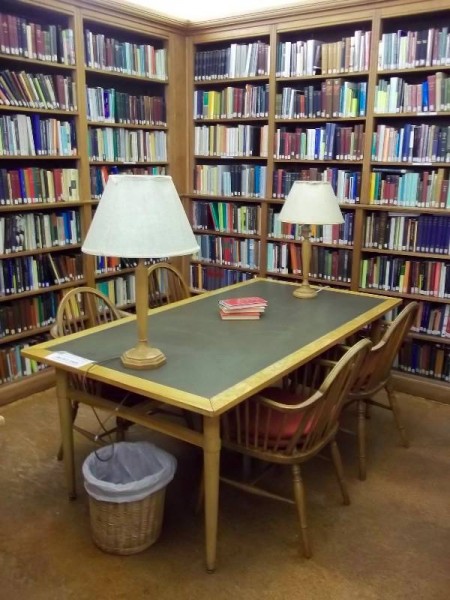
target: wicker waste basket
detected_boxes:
[82,441,177,555]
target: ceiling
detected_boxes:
[123,0,300,22]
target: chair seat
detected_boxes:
[232,388,313,449]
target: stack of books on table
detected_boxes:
[219,296,268,320]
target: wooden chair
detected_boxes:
[54,287,150,459]
[220,337,372,558]
[339,301,420,481]
[147,262,190,307]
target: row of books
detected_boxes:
[96,276,136,308]
[0,167,79,205]
[267,210,354,246]
[368,168,450,209]
[86,88,166,126]
[95,257,154,274]
[84,30,167,80]
[396,341,449,382]
[0,114,76,157]
[371,123,450,164]
[276,31,371,77]
[275,80,367,119]
[0,293,61,338]
[87,128,167,163]
[191,202,260,235]
[0,70,77,111]
[194,125,268,158]
[360,256,450,298]
[89,165,166,199]
[189,264,253,292]
[194,235,259,269]
[193,164,267,198]
[272,167,361,202]
[0,340,48,384]
[0,254,83,296]
[193,85,269,120]
[274,124,365,161]
[410,302,450,339]
[267,243,352,283]
[363,213,450,255]
[194,42,270,80]
[0,210,81,254]
[0,12,75,65]
[378,28,450,71]
[374,73,450,114]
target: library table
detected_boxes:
[22,278,400,572]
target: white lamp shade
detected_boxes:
[279,180,344,225]
[82,175,199,258]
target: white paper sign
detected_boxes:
[47,351,94,368]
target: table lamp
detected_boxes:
[82,174,199,369]
[279,180,343,299]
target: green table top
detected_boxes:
[50,280,388,400]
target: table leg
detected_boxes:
[203,415,221,573]
[56,370,76,500]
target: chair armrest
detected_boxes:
[117,309,132,319]
[49,324,58,339]
[253,391,322,412]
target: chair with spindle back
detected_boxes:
[340,301,419,480]
[147,262,190,308]
[220,337,372,558]
[54,287,149,459]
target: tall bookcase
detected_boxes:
[185,0,450,402]
[0,0,186,405]
[1,0,449,405]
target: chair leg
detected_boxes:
[385,381,409,448]
[57,401,79,461]
[292,464,311,558]
[330,440,350,505]
[357,399,367,481]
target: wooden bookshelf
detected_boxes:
[184,0,450,400]
[1,0,449,404]
[0,0,186,405]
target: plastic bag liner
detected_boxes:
[82,441,177,504]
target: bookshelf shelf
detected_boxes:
[0,106,79,116]
[0,53,77,71]
[84,67,168,84]
[0,202,84,213]
[1,325,54,345]
[0,280,87,303]
[0,244,82,260]
[358,287,450,305]
[276,71,370,82]
[361,248,448,259]
[87,121,167,130]
[0,155,80,160]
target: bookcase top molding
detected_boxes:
[186,0,449,33]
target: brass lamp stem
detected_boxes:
[293,224,317,299]
[121,258,166,369]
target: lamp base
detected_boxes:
[293,283,318,299]
[121,342,166,370]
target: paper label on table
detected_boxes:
[47,351,94,368]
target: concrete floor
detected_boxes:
[0,388,449,600]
